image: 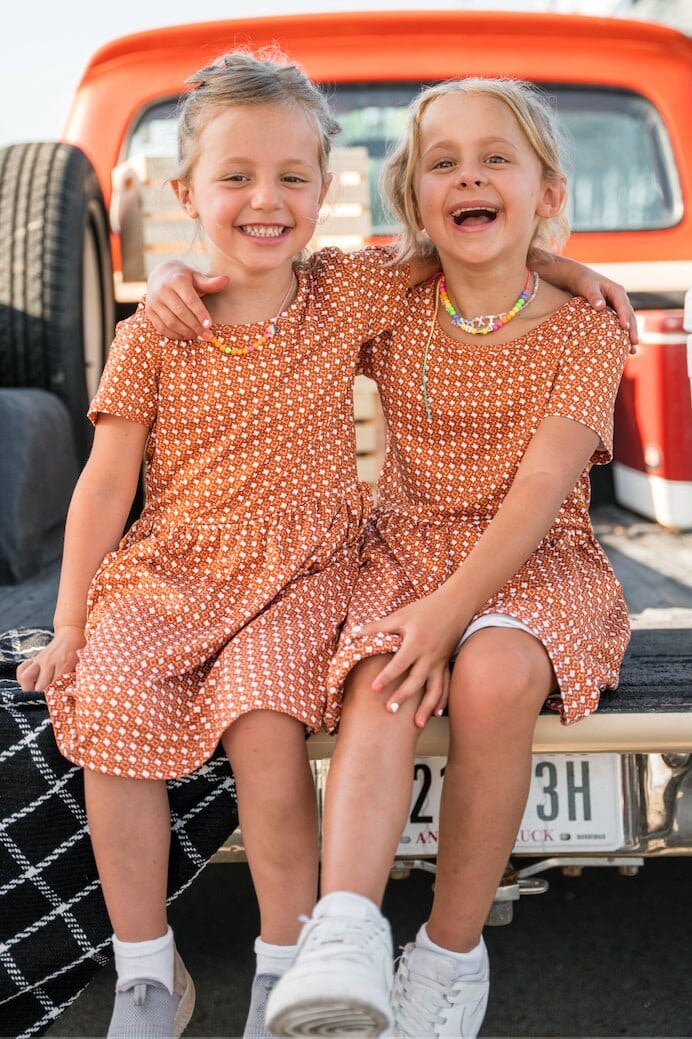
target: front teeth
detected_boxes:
[451,207,497,218]
[240,225,285,237]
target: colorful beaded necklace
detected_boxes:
[209,273,297,358]
[439,268,539,335]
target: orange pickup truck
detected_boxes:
[1,10,690,920]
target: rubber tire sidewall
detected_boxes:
[0,142,115,461]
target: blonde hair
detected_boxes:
[382,77,570,263]
[175,49,340,181]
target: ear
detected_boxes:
[171,178,199,219]
[318,171,333,210]
[537,175,566,219]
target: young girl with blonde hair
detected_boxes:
[260,77,631,1038]
[17,50,419,1038]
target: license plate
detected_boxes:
[397,753,625,856]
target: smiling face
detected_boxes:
[413,92,564,273]
[173,101,330,278]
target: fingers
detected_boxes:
[351,616,398,640]
[412,669,449,728]
[372,647,411,692]
[193,273,229,297]
[16,659,37,688]
[601,282,638,346]
[383,660,430,712]
[16,646,79,692]
[16,659,42,691]
[151,292,211,341]
[628,312,639,352]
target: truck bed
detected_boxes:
[1,506,690,717]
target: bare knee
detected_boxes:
[450,630,553,734]
[341,655,419,734]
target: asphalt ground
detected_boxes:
[44,856,691,1039]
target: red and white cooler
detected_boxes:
[612,299,692,530]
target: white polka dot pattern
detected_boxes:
[45,247,409,778]
[331,293,631,725]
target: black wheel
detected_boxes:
[0,142,115,461]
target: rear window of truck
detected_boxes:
[126,83,682,236]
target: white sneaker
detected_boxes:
[392,940,489,1038]
[265,892,394,1036]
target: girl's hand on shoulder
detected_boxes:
[145,262,228,341]
[577,271,638,351]
[353,589,464,727]
[16,626,86,692]
[532,251,638,350]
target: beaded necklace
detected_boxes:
[209,273,297,358]
[439,268,539,336]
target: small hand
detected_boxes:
[353,591,463,727]
[16,626,86,692]
[577,272,638,352]
[145,262,229,341]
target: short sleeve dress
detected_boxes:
[329,288,631,725]
[45,248,409,779]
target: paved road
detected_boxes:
[46,856,691,1038]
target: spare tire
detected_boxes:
[0,142,115,461]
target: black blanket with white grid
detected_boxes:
[0,629,239,1038]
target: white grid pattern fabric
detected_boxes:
[0,629,238,1038]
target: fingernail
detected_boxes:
[389,702,399,714]
[435,708,444,716]
[372,682,382,692]
[203,318,212,328]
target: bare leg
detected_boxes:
[427,628,555,952]
[84,769,170,941]
[222,710,318,945]
[321,655,421,905]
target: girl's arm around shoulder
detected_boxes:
[355,415,600,725]
[16,415,149,692]
[143,262,229,342]
[531,248,638,348]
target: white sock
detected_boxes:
[112,925,175,994]
[415,924,486,977]
[254,936,298,977]
[316,890,382,920]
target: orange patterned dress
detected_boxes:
[330,288,631,724]
[45,248,409,779]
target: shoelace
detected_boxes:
[297,912,389,965]
[392,950,482,1037]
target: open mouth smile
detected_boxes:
[451,207,498,227]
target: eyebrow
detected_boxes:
[216,156,316,168]
[422,136,519,155]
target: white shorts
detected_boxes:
[453,613,538,658]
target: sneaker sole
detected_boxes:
[173,972,196,1038]
[268,995,390,1037]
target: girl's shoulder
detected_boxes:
[300,245,403,286]
[561,295,629,341]
[106,302,169,365]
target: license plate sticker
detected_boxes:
[398,753,625,856]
